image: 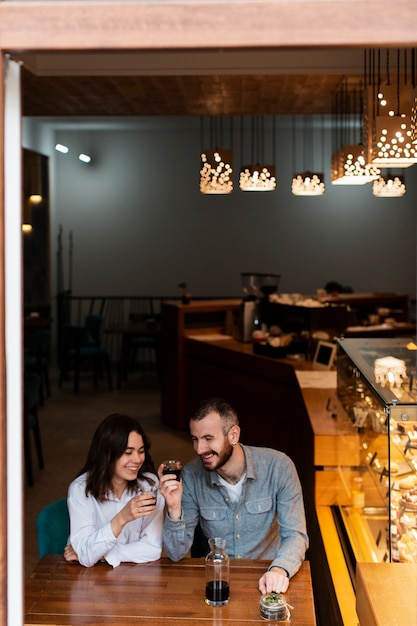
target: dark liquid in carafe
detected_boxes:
[205,581,230,604]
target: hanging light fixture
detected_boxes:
[331,77,380,185]
[410,48,417,143]
[239,116,276,191]
[291,115,325,195]
[364,49,417,167]
[200,116,233,194]
[372,171,406,197]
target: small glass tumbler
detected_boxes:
[139,483,158,501]
[162,459,182,481]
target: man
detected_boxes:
[158,397,308,594]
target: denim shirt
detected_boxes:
[162,444,308,578]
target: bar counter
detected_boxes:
[25,556,315,625]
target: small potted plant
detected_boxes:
[177,282,192,304]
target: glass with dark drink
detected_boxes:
[162,459,182,481]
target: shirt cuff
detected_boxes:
[269,565,290,578]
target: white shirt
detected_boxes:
[68,471,164,568]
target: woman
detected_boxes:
[65,413,164,567]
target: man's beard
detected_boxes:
[199,440,234,472]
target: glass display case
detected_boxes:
[335,337,417,570]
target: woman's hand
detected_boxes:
[111,492,157,537]
[64,544,79,562]
[157,463,183,520]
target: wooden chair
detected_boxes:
[59,324,113,394]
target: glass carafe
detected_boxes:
[205,537,230,606]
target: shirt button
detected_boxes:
[225,498,229,503]
[236,534,240,539]
[237,555,242,559]
[235,514,239,520]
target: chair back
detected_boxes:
[85,314,103,346]
[62,324,90,352]
[36,498,70,559]
[24,372,41,411]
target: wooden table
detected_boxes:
[105,321,160,388]
[25,557,316,625]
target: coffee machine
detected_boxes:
[236,272,280,342]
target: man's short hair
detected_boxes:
[190,397,239,434]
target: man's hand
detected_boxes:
[157,463,183,520]
[258,566,289,594]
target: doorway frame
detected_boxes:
[1,1,417,624]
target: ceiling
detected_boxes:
[19,48,365,117]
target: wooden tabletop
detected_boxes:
[25,557,316,625]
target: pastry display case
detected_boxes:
[335,337,417,570]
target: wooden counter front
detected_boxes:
[25,556,316,625]
[356,562,417,626]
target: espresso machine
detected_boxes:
[236,272,280,342]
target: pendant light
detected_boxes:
[372,172,406,197]
[239,116,276,192]
[291,115,325,195]
[200,116,233,194]
[364,49,417,167]
[331,77,380,184]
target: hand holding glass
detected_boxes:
[162,459,182,481]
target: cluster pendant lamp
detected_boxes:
[363,49,417,197]
[200,117,233,194]
[364,49,417,169]
[239,116,276,192]
[291,115,325,195]
[331,77,380,185]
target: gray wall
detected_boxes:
[23,116,417,302]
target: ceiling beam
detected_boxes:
[1,1,417,52]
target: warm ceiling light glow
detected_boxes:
[55,143,69,154]
[292,172,325,196]
[372,175,406,197]
[79,153,92,163]
[200,149,233,194]
[239,164,276,191]
[22,224,32,234]
[29,194,42,204]
[331,145,380,185]
[364,83,417,167]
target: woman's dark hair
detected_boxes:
[78,413,156,501]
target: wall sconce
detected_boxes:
[374,356,407,388]
[239,116,276,192]
[200,116,233,194]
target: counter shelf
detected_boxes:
[335,337,417,569]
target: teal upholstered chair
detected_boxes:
[36,498,70,559]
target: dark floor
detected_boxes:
[24,366,195,579]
